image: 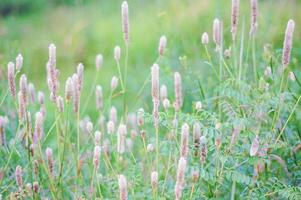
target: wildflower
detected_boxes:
[224,48,231,58]
[65,77,73,102]
[93,145,101,169]
[96,54,103,71]
[95,131,101,145]
[195,101,202,111]
[118,174,128,200]
[200,136,207,163]
[147,143,154,152]
[151,63,160,128]
[163,98,170,110]
[250,0,258,35]
[0,116,8,146]
[96,85,103,110]
[77,63,84,91]
[20,74,28,106]
[121,1,129,45]
[180,123,189,158]
[117,124,127,153]
[231,0,240,40]
[111,76,119,91]
[47,44,59,102]
[33,182,39,193]
[18,91,26,121]
[282,20,295,69]
[72,73,79,113]
[107,120,115,134]
[193,122,201,156]
[114,46,121,61]
[174,72,182,112]
[28,83,36,103]
[151,171,158,189]
[7,62,16,99]
[110,106,118,124]
[160,84,168,102]
[56,96,64,112]
[86,121,93,133]
[15,166,23,189]
[46,147,54,176]
[201,32,209,45]
[137,108,144,126]
[213,18,222,49]
[158,35,167,56]
[250,135,259,156]
[175,157,187,200]
[16,54,23,71]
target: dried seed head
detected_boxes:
[114,46,121,61]
[33,112,43,144]
[163,98,170,110]
[151,63,160,128]
[121,1,129,45]
[65,77,73,102]
[289,71,296,81]
[16,54,23,71]
[46,147,54,176]
[201,32,209,45]
[250,0,258,35]
[56,96,64,112]
[96,54,103,71]
[7,62,16,99]
[195,101,202,111]
[213,18,222,48]
[15,165,23,189]
[110,106,118,124]
[77,63,84,91]
[180,123,189,158]
[96,85,103,110]
[175,157,187,200]
[33,181,39,193]
[28,83,36,103]
[95,131,101,145]
[111,76,119,91]
[158,35,167,56]
[147,143,154,152]
[160,84,168,102]
[93,145,101,168]
[231,0,240,40]
[118,174,128,200]
[86,121,93,133]
[282,19,295,69]
[250,135,259,156]
[264,66,272,77]
[107,120,115,134]
[174,72,182,112]
[151,171,158,189]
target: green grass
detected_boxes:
[0,0,301,199]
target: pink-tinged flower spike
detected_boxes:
[175,157,187,200]
[121,1,129,45]
[114,46,121,61]
[7,62,16,99]
[118,174,128,200]
[193,123,201,156]
[158,35,167,56]
[20,74,28,106]
[213,18,222,49]
[111,76,119,91]
[200,136,207,163]
[18,91,26,121]
[38,91,45,105]
[250,0,258,35]
[180,123,189,158]
[95,85,103,110]
[93,145,101,169]
[56,96,64,112]
[107,120,115,134]
[46,147,54,176]
[117,123,127,154]
[151,63,160,128]
[163,98,170,110]
[28,83,36,103]
[15,165,23,190]
[110,106,118,124]
[72,73,79,113]
[65,77,73,102]
[250,135,259,156]
[47,44,59,102]
[137,108,144,127]
[160,84,168,102]
[77,63,84,92]
[33,112,43,144]
[231,0,240,40]
[282,19,295,69]
[49,43,56,64]
[174,72,182,112]
[33,181,39,193]
[151,171,158,189]
[95,54,103,71]
[201,32,209,45]
[0,116,9,146]
[86,121,93,133]
[16,54,23,71]
[95,131,101,145]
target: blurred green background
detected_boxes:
[0,0,300,114]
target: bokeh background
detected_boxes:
[0,0,300,115]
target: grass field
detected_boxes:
[1,0,301,199]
